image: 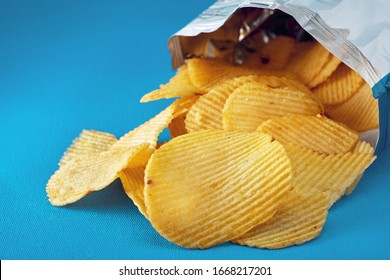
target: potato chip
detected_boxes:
[313,63,364,105]
[168,95,199,138]
[286,41,336,88]
[140,65,204,102]
[186,57,284,92]
[310,54,341,88]
[258,115,359,154]
[284,143,376,206]
[144,130,292,248]
[59,130,117,167]
[344,141,375,195]
[233,190,329,249]
[325,83,379,132]
[46,104,176,206]
[120,167,147,217]
[186,75,313,133]
[47,144,150,206]
[354,141,375,155]
[222,82,322,132]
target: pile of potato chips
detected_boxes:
[47,37,378,249]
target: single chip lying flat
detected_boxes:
[313,63,364,105]
[185,75,311,133]
[140,65,204,102]
[286,42,334,88]
[258,115,359,154]
[233,190,329,249]
[168,95,199,138]
[284,144,376,206]
[222,82,322,132]
[144,130,292,248]
[59,130,117,167]
[187,58,284,92]
[325,83,379,132]
[120,167,147,217]
[47,143,150,206]
[46,104,176,206]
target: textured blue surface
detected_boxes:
[1,0,389,260]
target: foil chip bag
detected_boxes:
[46,0,385,250]
[168,0,390,153]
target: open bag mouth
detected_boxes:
[169,0,389,153]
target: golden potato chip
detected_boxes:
[47,144,150,206]
[185,77,244,132]
[286,41,336,88]
[140,65,204,102]
[243,36,296,70]
[172,95,200,118]
[354,141,375,155]
[120,167,147,217]
[310,54,341,88]
[59,130,117,167]
[168,95,199,138]
[233,190,329,249]
[222,82,322,132]
[186,75,313,133]
[344,141,375,195]
[325,83,379,132]
[144,130,292,248]
[284,143,376,206]
[258,115,359,154]
[313,63,364,105]
[187,57,284,92]
[46,104,176,206]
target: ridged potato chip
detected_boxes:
[168,95,199,138]
[286,41,338,88]
[344,141,375,195]
[233,190,329,249]
[120,167,147,217]
[222,82,322,132]
[310,54,341,89]
[187,57,284,92]
[144,130,292,248]
[313,63,364,105]
[258,115,359,154]
[140,65,204,102]
[59,130,117,167]
[186,75,311,133]
[325,83,379,132]
[46,104,175,206]
[284,143,376,206]
[354,141,375,155]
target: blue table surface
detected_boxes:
[1,0,389,260]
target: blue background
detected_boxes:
[1,0,389,260]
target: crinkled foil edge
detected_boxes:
[168,0,381,87]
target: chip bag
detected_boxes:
[46,0,387,250]
[168,0,390,152]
